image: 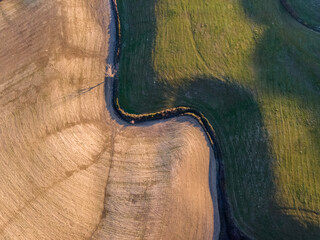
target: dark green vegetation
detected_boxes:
[287,0,320,29]
[117,0,320,239]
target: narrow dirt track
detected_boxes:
[0,0,219,239]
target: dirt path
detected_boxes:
[0,0,219,239]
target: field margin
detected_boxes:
[280,0,320,32]
[108,0,252,239]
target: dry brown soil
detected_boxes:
[0,0,219,239]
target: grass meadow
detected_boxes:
[117,0,320,239]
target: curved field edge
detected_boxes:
[280,0,320,32]
[0,0,219,238]
[115,0,320,239]
[109,0,249,239]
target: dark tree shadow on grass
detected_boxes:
[238,0,320,239]
[173,77,273,240]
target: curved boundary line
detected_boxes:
[280,0,320,33]
[108,0,252,239]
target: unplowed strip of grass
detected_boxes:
[117,0,320,239]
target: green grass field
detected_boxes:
[288,0,320,29]
[117,0,320,239]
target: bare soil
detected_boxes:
[0,0,219,239]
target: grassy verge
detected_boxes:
[117,0,320,239]
[286,0,320,30]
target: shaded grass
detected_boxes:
[117,0,320,239]
[287,0,320,29]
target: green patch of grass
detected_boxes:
[117,0,320,239]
